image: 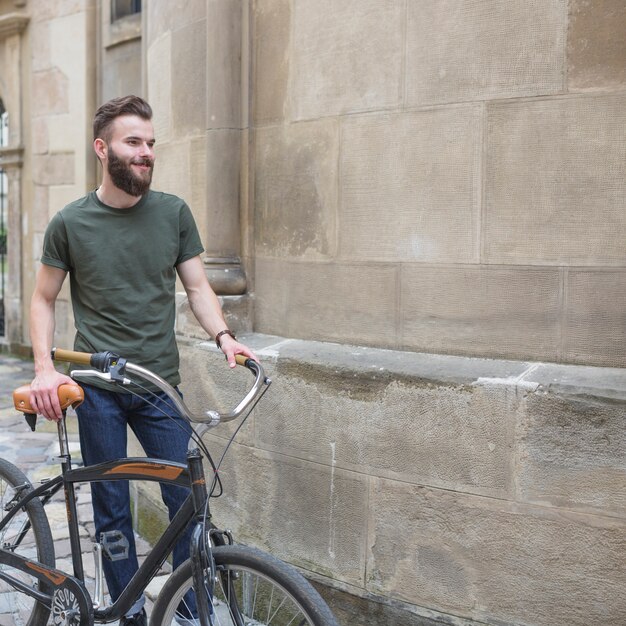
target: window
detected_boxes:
[111,0,141,22]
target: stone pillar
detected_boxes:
[204,0,247,296]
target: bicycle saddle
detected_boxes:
[13,383,85,416]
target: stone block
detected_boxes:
[30,118,48,155]
[49,185,80,219]
[30,0,85,22]
[340,108,480,263]
[30,19,51,72]
[33,185,49,231]
[207,441,368,585]
[207,0,241,128]
[568,0,626,90]
[253,0,291,123]
[484,94,626,264]
[291,0,403,120]
[31,68,70,117]
[563,269,626,367]
[255,119,338,258]
[254,258,397,346]
[406,0,565,106]
[147,0,206,44]
[47,115,75,153]
[400,265,561,362]
[255,359,516,499]
[172,20,207,136]
[518,389,626,515]
[368,479,626,625]
[32,153,74,186]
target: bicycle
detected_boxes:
[0,348,339,626]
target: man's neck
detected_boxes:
[96,181,144,209]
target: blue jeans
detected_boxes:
[75,383,194,613]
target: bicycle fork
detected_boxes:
[188,448,215,626]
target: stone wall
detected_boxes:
[172,335,626,626]
[251,0,626,368]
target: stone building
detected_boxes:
[0,1,625,624]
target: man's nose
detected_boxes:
[138,142,153,158]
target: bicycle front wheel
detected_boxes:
[152,544,339,626]
[0,458,55,626]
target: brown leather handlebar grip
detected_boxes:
[51,348,92,365]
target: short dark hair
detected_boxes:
[93,95,152,142]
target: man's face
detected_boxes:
[104,115,155,197]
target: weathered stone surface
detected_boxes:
[568,0,626,90]
[172,20,207,136]
[340,108,480,263]
[484,94,626,265]
[518,389,626,515]
[255,361,516,499]
[368,479,626,625]
[147,31,172,143]
[406,0,565,106]
[254,258,397,346]
[255,119,338,258]
[400,265,561,362]
[208,441,368,585]
[563,269,626,367]
[32,68,70,117]
[30,18,51,71]
[32,152,74,185]
[253,0,290,123]
[291,0,403,120]
[30,117,48,154]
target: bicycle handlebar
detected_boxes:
[51,348,269,426]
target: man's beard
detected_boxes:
[106,147,153,197]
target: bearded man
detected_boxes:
[28,95,256,625]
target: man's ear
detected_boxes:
[94,137,107,161]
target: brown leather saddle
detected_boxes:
[13,383,84,430]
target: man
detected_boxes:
[29,95,256,625]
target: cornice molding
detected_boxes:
[0,145,23,169]
[0,12,29,40]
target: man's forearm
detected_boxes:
[30,295,57,374]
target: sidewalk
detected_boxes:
[0,353,170,624]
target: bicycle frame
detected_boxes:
[0,415,212,625]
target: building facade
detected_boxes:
[1,1,625,624]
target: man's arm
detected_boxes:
[29,264,74,420]
[176,256,257,367]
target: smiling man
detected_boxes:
[28,95,256,625]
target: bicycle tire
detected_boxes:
[0,457,55,626]
[151,544,339,626]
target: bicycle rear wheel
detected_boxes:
[0,458,55,626]
[152,544,339,626]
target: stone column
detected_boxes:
[204,0,247,296]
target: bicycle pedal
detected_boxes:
[100,530,130,561]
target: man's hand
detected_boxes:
[218,334,259,369]
[29,369,75,421]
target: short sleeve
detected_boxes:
[41,212,72,271]
[176,202,204,266]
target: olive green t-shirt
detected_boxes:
[41,189,204,387]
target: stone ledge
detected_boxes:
[181,332,626,403]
